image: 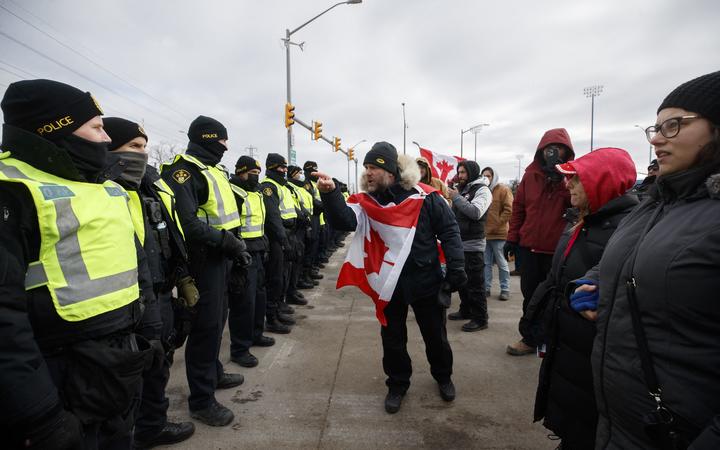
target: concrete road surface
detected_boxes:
[165,242,556,449]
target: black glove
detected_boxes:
[503,241,517,259]
[149,339,165,369]
[238,250,252,268]
[176,275,199,308]
[445,269,468,291]
[220,230,247,260]
[24,409,83,449]
[283,236,295,261]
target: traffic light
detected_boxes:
[348,148,354,160]
[313,121,322,140]
[284,102,295,128]
[333,137,341,152]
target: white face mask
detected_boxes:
[295,173,305,182]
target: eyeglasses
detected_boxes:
[645,116,700,142]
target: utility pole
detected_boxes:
[402,102,407,154]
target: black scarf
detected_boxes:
[55,134,109,182]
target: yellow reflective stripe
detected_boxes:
[127,191,146,245]
[153,179,185,238]
[262,177,297,219]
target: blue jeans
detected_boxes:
[484,239,510,292]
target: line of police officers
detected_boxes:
[0,79,341,449]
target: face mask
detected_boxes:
[112,151,148,189]
[56,134,109,182]
[295,173,305,182]
[306,171,318,182]
[201,141,227,164]
[245,173,260,190]
[542,145,564,181]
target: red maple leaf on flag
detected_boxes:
[435,159,454,181]
[363,227,392,275]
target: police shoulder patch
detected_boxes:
[173,169,191,184]
[263,187,274,196]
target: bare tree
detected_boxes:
[147,141,180,168]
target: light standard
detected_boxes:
[584,85,603,151]
[401,103,408,154]
[515,154,524,181]
[634,124,654,164]
[471,123,490,161]
[348,139,366,192]
[460,122,488,158]
[283,0,362,165]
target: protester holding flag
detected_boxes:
[416,156,451,203]
[314,141,466,414]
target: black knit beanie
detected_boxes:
[658,71,720,126]
[1,79,103,141]
[187,115,228,144]
[103,117,148,151]
[363,141,398,175]
[287,165,302,178]
[266,153,287,170]
[235,155,260,173]
[303,160,318,172]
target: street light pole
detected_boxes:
[515,154,523,181]
[348,139,366,192]
[584,85,603,151]
[283,0,362,165]
[471,123,490,161]
[460,122,487,158]
[402,102,407,154]
[634,124,654,164]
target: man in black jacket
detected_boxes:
[104,117,196,447]
[0,79,161,448]
[160,116,250,427]
[315,142,467,414]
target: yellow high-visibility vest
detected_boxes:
[162,153,241,231]
[261,177,297,220]
[0,154,139,322]
[288,182,313,215]
[127,191,146,245]
[153,178,185,238]
[310,180,325,226]
[231,184,266,239]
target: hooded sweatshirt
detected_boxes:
[507,128,575,253]
[482,167,514,241]
[416,156,451,203]
[451,160,492,251]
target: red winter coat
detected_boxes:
[507,128,575,254]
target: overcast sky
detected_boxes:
[1,0,718,187]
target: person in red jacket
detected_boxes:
[505,128,574,356]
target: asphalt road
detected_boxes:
[165,242,556,449]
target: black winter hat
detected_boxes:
[288,165,302,178]
[658,71,720,126]
[303,160,318,171]
[235,155,260,173]
[266,153,287,170]
[187,115,228,144]
[458,160,481,182]
[103,117,148,151]
[363,141,398,175]
[1,79,104,141]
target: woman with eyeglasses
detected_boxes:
[572,71,720,449]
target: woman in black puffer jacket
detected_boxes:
[531,147,638,450]
[574,71,720,449]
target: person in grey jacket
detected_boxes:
[447,160,492,332]
[572,70,720,449]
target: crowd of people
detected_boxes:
[0,69,718,450]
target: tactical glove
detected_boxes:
[176,275,199,308]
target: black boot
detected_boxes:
[217,372,244,389]
[287,292,308,305]
[384,391,405,414]
[231,351,259,368]
[438,381,456,402]
[277,312,296,326]
[309,270,323,280]
[252,335,275,347]
[266,315,291,334]
[190,400,234,427]
[279,303,295,315]
[134,422,195,449]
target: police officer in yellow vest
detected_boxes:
[227,156,276,368]
[104,117,197,448]
[160,116,250,427]
[302,161,326,283]
[0,79,161,449]
[259,153,297,333]
[287,165,318,300]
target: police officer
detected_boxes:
[0,79,161,448]
[160,116,250,427]
[286,165,314,304]
[260,153,297,333]
[302,161,326,278]
[104,117,196,447]
[228,156,276,368]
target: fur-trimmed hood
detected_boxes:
[360,154,421,192]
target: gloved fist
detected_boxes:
[238,251,252,268]
[220,230,248,260]
[570,279,598,313]
[445,269,468,291]
[24,409,83,449]
[503,241,517,259]
[177,275,199,308]
[149,339,166,368]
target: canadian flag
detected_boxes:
[336,185,435,325]
[419,147,465,184]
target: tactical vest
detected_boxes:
[452,183,488,241]
[231,184,266,239]
[0,154,139,322]
[262,177,298,220]
[162,154,241,231]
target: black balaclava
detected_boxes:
[266,153,288,184]
[303,160,319,182]
[234,155,261,191]
[186,115,228,165]
[55,134,109,182]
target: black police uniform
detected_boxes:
[286,176,312,302]
[228,173,272,359]
[160,142,236,413]
[259,167,294,329]
[0,124,161,449]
